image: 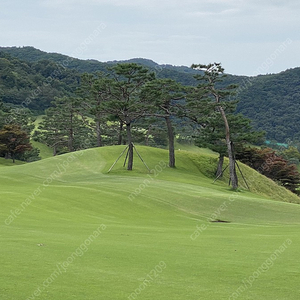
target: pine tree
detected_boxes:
[76,73,112,147]
[141,79,185,167]
[191,63,239,189]
[35,97,90,155]
[103,63,155,170]
[195,111,265,177]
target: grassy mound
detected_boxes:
[1,146,300,300]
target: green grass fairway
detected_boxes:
[1,146,300,300]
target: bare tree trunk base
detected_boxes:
[127,142,133,170]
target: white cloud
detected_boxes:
[187,8,240,17]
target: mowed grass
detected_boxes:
[31,140,53,159]
[0,146,300,300]
[0,158,25,167]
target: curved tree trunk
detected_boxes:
[165,116,175,168]
[219,106,238,189]
[216,154,224,178]
[126,122,133,170]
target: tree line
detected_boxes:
[1,59,300,193]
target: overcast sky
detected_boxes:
[1,0,299,75]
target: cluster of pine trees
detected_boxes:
[31,62,263,189]
[1,54,300,193]
[3,46,300,144]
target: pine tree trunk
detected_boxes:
[126,122,133,171]
[216,154,224,177]
[166,116,175,168]
[96,120,102,147]
[227,141,238,189]
[219,106,238,189]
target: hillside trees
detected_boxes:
[76,72,112,147]
[34,108,67,156]
[2,55,298,196]
[4,47,300,144]
[280,146,300,165]
[5,107,36,134]
[236,147,300,194]
[35,97,92,155]
[195,111,265,177]
[33,63,156,165]
[0,124,32,162]
[0,51,80,112]
[51,97,78,152]
[235,68,300,143]
[0,101,8,129]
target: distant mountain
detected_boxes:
[1,46,300,143]
[0,46,201,85]
[0,46,110,73]
[236,68,300,142]
[0,50,80,111]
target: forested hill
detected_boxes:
[0,46,201,85]
[0,50,80,111]
[235,69,300,142]
[1,46,300,143]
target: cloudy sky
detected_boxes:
[1,0,299,75]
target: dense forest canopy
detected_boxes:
[0,51,79,111]
[235,69,300,142]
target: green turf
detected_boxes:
[0,157,25,167]
[1,146,300,300]
[31,140,53,159]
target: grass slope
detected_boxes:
[1,146,300,300]
[31,140,53,159]
[0,157,25,167]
